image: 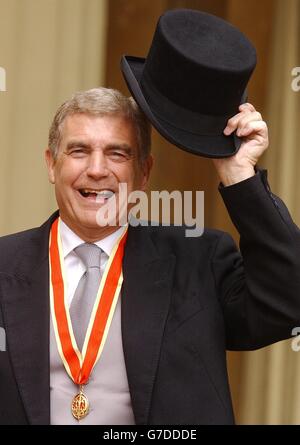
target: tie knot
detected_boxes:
[74,243,102,269]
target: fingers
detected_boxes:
[239,102,256,112]
[224,103,263,136]
[237,120,268,139]
[235,113,264,137]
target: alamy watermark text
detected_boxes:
[0,327,6,351]
[291,67,300,92]
[95,184,204,237]
[0,66,6,91]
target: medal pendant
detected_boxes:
[71,386,89,420]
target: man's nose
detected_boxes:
[86,151,109,178]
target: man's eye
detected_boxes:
[109,151,129,161]
[68,149,87,157]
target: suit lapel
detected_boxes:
[122,226,175,425]
[0,214,57,425]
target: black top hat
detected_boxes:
[121,9,257,158]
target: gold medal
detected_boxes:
[71,386,89,420]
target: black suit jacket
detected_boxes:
[1,171,300,425]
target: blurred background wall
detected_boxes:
[0,0,299,424]
[0,0,108,233]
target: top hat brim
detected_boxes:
[121,55,244,159]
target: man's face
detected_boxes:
[45,113,152,241]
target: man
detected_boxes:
[0,86,300,425]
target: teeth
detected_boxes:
[80,189,114,199]
[96,190,114,199]
[83,189,98,194]
[82,189,114,197]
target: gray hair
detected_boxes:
[48,87,151,162]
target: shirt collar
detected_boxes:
[59,217,127,258]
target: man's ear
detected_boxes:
[45,149,56,184]
[140,155,154,191]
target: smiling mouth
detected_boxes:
[78,189,115,200]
